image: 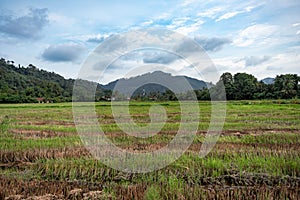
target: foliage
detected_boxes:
[0,58,104,103]
[208,72,299,101]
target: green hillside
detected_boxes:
[0,58,75,103]
[0,58,109,103]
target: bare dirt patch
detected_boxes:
[10,129,75,138]
[221,128,300,136]
[0,175,299,200]
[0,177,105,200]
[0,147,91,163]
[16,121,75,127]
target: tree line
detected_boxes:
[0,58,299,103]
[207,72,300,101]
[120,72,300,101]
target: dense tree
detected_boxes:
[200,72,299,101]
[0,58,104,103]
[274,74,298,99]
[195,89,210,100]
[162,89,177,101]
[232,73,258,100]
[220,72,235,100]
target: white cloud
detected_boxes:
[199,56,245,83]
[216,3,265,22]
[154,12,172,21]
[197,7,224,19]
[166,17,190,29]
[141,20,153,27]
[266,52,300,72]
[292,23,300,27]
[244,5,255,12]
[213,56,244,70]
[233,24,278,47]
[181,0,197,7]
[210,50,300,82]
[174,19,204,35]
[216,11,242,22]
[291,22,300,35]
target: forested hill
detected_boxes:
[101,71,212,95]
[0,58,74,102]
[0,58,109,103]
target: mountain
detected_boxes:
[261,77,275,85]
[0,58,104,103]
[101,71,212,96]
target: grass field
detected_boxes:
[0,100,299,199]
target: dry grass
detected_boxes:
[0,100,299,199]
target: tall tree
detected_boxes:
[233,73,258,100]
[219,72,235,100]
[274,74,298,99]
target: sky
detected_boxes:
[0,0,300,84]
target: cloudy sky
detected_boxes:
[0,0,299,83]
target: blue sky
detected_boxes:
[0,0,299,83]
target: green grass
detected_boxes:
[0,136,81,151]
[217,133,300,144]
[13,124,76,133]
[31,152,299,183]
[2,100,300,133]
[0,100,299,199]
